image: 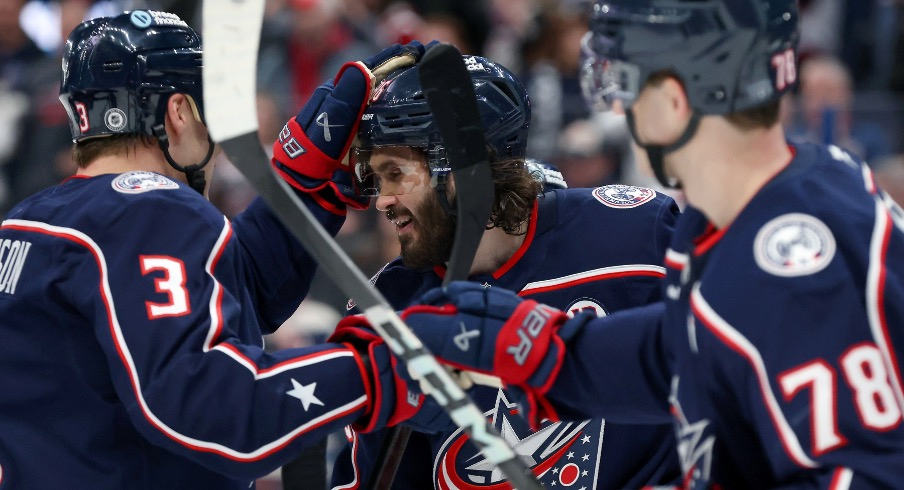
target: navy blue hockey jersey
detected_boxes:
[549,142,904,488]
[0,172,371,489]
[331,186,682,489]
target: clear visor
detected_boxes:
[579,31,642,112]
[352,146,433,197]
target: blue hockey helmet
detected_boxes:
[356,54,531,191]
[581,0,800,115]
[59,10,204,142]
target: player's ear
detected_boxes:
[163,93,194,133]
[661,77,691,118]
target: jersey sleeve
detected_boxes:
[230,194,345,334]
[69,191,368,480]
[546,302,674,424]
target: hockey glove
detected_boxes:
[399,281,592,429]
[328,315,423,433]
[272,41,431,214]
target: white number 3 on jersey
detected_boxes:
[140,255,191,319]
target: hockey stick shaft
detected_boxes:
[202,2,539,489]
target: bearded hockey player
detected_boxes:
[328,55,681,489]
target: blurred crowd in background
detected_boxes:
[3,0,904,487]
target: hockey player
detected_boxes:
[0,11,427,488]
[328,55,681,489]
[384,0,904,487]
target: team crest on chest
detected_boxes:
[112,171,180,194]
[592,185,656,208]
[753,213,836,277]
[433,390,603,489]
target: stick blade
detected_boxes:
[201,0,265,142]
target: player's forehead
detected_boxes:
[368,146,428,171]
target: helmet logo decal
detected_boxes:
[754,213,835,277]
[130,11,153,29]
[592,185,656,208]
[129,10,189,29]
[104,109,127,132]
[112,171,180,194]
[464,56,486,72]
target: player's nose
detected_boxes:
[375,194,398,212]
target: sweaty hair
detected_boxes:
[487,157,542,234]
[72,134,156,168]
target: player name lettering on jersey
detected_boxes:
[0,238,32,294]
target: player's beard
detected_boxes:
[398,190,455,271]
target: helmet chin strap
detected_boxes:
[153,124,216,195]
[624,109,701,189]
[432,174,459,219]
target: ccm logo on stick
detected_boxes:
[506,304,555,365]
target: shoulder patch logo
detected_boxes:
[112,171,180,194]
[592,185,656,208]
[754,213,836,277]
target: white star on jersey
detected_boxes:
[286,379,324,411]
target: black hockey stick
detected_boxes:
[427,44,496,286]
[201,2,540,490]
[368,43,497,490]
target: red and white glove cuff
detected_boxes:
[493,301,565,386]
[272,118,339,182]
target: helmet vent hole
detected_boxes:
[103,60,123,72]
[492,81,519,107]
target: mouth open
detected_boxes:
[387,210,414,234]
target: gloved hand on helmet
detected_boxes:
[272,41,434,215]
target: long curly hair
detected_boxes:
[486,157,541,234]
